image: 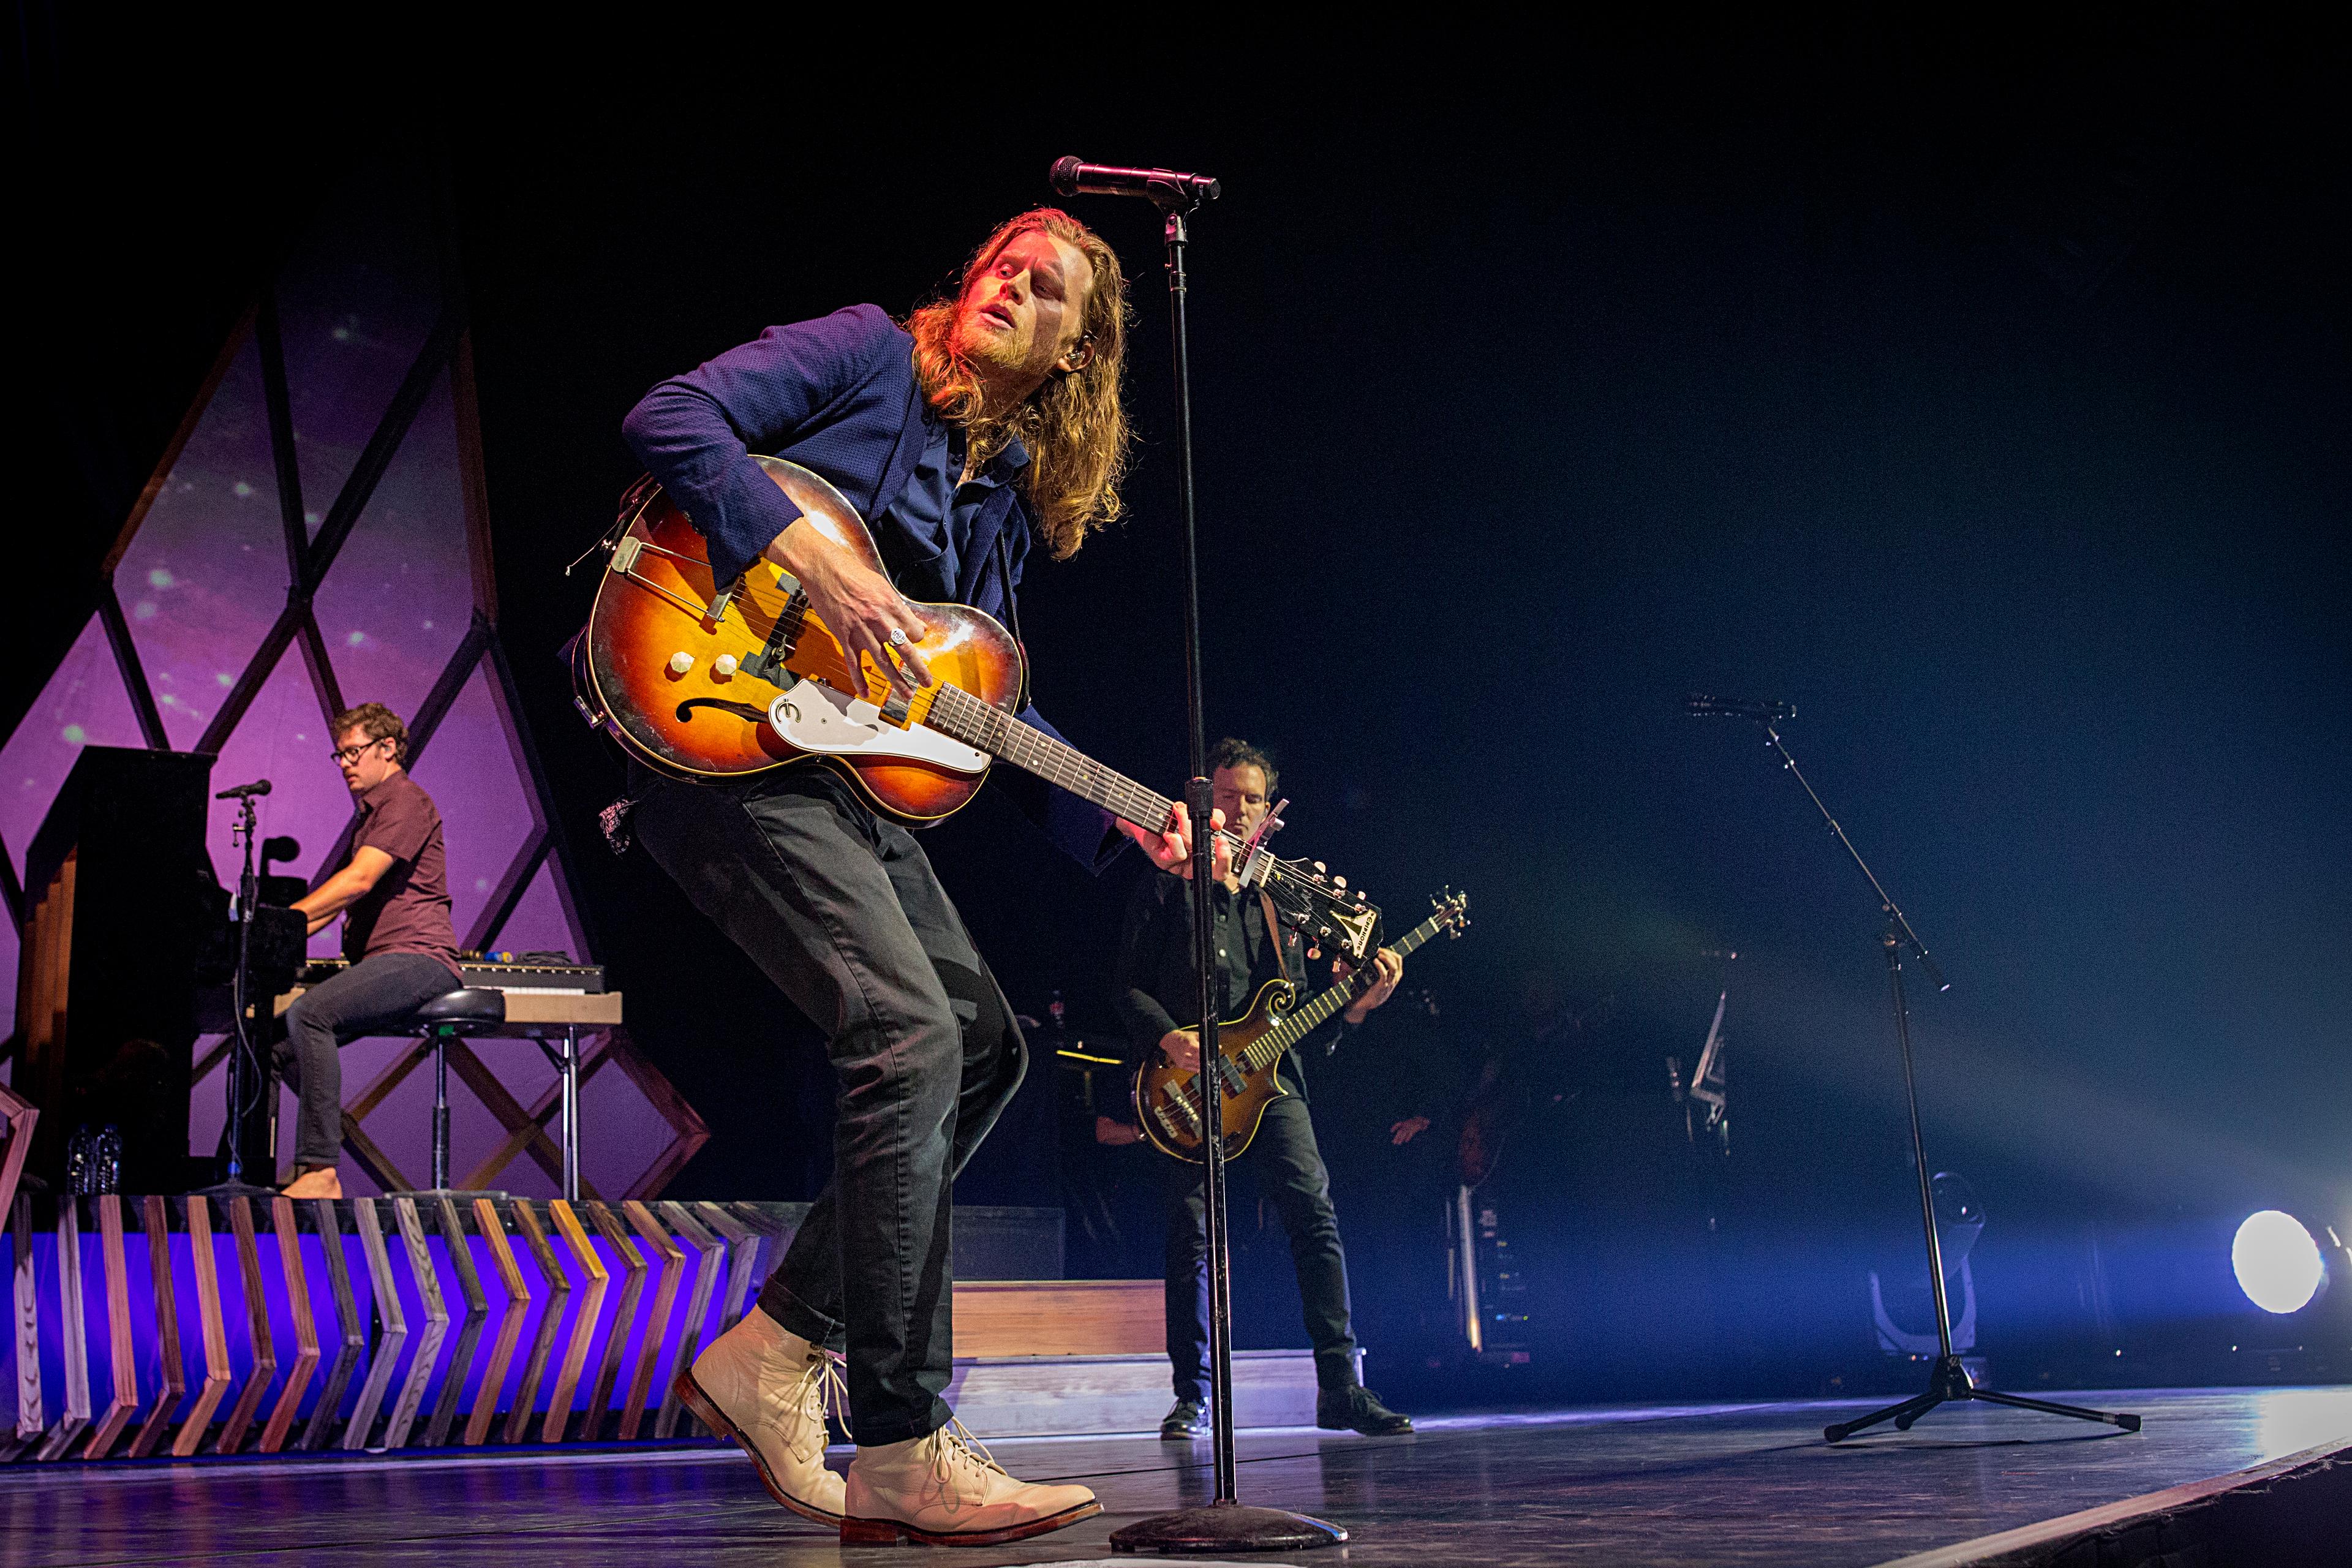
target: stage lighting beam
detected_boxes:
[2232,1210,2326,1315]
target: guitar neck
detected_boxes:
[926,685,1246,859]
[1241,907,1453,1071]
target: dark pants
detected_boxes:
[273,951,456,1167]
[631,766,1025,1446]
[1165,1092,1359,1401]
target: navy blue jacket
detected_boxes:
[621,304,1123,870]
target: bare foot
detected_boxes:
[283,1167,343,1200]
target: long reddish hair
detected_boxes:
[907,208,1132,559]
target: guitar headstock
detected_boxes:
[1261,855,1382,966]
[1431,887,1471,938]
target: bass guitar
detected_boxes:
[573,458,1383,963]
[1136,889,1471,1162]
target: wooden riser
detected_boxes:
[944,1351,1319,1438]
[951,1279,1162,1358]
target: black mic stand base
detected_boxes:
[1824,1354,2141,1444]
[196,1178,279,1199]
[1111,1504,1348,1556]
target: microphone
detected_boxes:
[1684,695,1795,723]
[215,779,273,800]
[1049,157,1220,208]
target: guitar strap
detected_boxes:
[1259,889,1300,984]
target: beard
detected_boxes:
[952,304,1035,376]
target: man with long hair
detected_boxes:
[619,210,1211,1547]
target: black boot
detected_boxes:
[1160,1398,1208,1440]
[1316,1384,1414,1436]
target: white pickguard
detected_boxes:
[767,679,989,774]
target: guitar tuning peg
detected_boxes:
[1313,861,1325,873]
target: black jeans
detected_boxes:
[631,765,1024,1446]
[273,951,456,1167]
[1164,1092,1359,1401]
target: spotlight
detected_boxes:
[2231,1210,2326,1314]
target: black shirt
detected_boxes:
[1114,871,1340,1100]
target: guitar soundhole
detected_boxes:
[676,698,769,725]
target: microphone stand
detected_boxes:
[204,793,276,1197]
[1084,172,1346,1556]
[1711,709,2137,1442]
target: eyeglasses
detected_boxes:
[329,738,392,766]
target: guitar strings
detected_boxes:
[635,565,1373,942]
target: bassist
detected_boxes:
[1114,737,1414,1439]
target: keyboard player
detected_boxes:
[276,703,462,1199]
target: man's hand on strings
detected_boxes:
[767,514,932,698]
[1120,801,1231,878]
[1159,1028,1202,1072]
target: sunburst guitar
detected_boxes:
[572,458,1384,963]
[1136,889,1471,1162]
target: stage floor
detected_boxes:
[8,1387,2350,1566]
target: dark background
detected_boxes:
[19,16,2350,1403]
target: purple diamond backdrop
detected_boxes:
[3,151,696,1200]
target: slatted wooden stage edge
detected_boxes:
[1,1193,1298,1462]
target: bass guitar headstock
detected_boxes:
[1431,886,1471,937]
[1258,854,1382,967]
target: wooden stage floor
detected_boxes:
[8,1387,2350,1566]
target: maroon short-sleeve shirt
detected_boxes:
[344,772,462,978]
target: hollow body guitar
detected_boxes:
[573,457,1382,963]
[1136,890,1471,1163]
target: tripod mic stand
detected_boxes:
[1695,699,2138,1442]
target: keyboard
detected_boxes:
[296,957,609,994]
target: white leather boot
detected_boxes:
[674,1307,847,1523]
[842,1420,1100,1545]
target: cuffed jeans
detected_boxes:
[630,764,1025,1446]
[1164,1092,1360,1401]
[273,951,456,1167]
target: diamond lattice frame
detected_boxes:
[1,159,706,1199]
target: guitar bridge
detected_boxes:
[739,579,809,685]
[1159,1077,1204,1140]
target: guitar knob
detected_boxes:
[713,654,739,677]
[668,651,695,674]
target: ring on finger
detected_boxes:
[888,627,910,647]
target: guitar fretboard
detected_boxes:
[1238,905,1457,1072]
[927,684,1312,890]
